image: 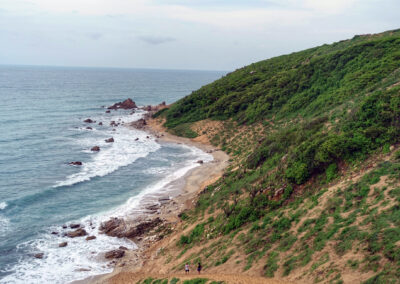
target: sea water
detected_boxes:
[0,65,224,283]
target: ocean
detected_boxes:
[0,65,225,283]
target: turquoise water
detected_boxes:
[0,66,224,283]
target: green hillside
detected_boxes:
[154,29,400,283]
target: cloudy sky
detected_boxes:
[0,0,399,70]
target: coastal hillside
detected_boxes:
[149,29,400,283]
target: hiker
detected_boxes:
[197,262,202,274]
[185,263,190,274]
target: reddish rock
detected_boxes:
[105,137,114,143]
[66,228,87,238]
[69,161,82,166]
[59,242,68,247]
[105,249,125,259]
[91,146,100,152]
[86,236,96,241]
[108,98,137,110]
[100,217,162,239]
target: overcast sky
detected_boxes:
[0,0,399,71]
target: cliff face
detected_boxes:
[146,29,400,283]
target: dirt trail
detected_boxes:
[102,272,292,284]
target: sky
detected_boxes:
[0,0,399,71]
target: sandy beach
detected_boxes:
[73,114,230,284]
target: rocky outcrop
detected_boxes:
[69,161,82,166]
[66,228,87,238]
[59,242,68,247]
[105,249,125,259]
[91,146,100,152]
[108,98,137,110]
[130,118,147,129]
[84,119,94,123]
[100,217,162,239]
[105,137,114,143]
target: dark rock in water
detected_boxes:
[105,249,125,259]
[86,127,92,130]
[91,146,100,152]
[34,253,44,259]
[119,246,128,251]
[59,242,68,247]
[99,218,124,235]
[197,160,204,164]
[112,129,116,131]
[62,225,67,229]
[70,223,81,229]
[98,122,103,126]
[146,136,150,139]
[130,118,147,129]
[69,161,82,166]
[66,228,87,238]
[51,231,58,235]
[105,137,114,143]
[84,118,94,123]
[108,98,137,110]
[135,138,139,141]
[110,121,117,126]
[86,236,96,241]
[106,110,111,113]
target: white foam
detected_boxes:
[0,201,7,210]
[54,111,160,187]
[0,216,135,284]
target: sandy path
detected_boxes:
[101,272,291,284]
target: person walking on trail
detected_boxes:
[185,263,190,274]
[197,263,202,274]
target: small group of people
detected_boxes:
[184,262,202,274]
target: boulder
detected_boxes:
[105,137,114,143]
[66,228,87,238]
[108,98,137,110]
[70,224,81,229]
[135,138,139,141]
[69,161,82,166]
[86,236,96,241]
[106,110,111,113]
[197,160,204,164]
[34,253,44,259]
[105,249,125,259]
[59,242,68,247]
[51,231,58,235]
[98,122,103,126]
[86,127,92,130]
[84,119,94,123]
[91,146,100,152]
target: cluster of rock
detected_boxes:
[99,217,162,239]
[108,98,137,110]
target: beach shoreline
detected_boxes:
[74,113,229,284]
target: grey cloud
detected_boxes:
[138,35,176,45]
